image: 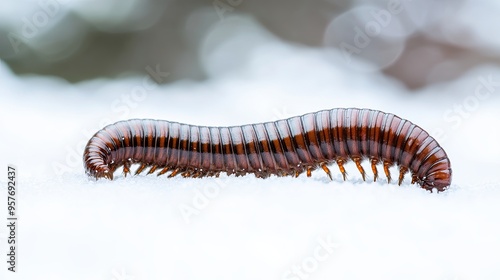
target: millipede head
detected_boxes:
[102,169,114,180]
[420,169,452,192]
[94,168,113,180]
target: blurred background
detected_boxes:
[1,0,500,89]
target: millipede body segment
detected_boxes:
[83,108,452,191]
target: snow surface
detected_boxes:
[1,17,500,280]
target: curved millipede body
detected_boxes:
[83,108,452,191]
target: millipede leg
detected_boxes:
[371,159,378,182]
[353,158,366,181]
[295,170,300,178]
[135,163,147,175]
[336,159,347,181]
[123,160,132,177]
[168,168,180,178]
[321,163,333,180]
[103,170,113,180]
[411,174,418,184]
[157,166,170,176]
[192,171,202,178]
[306,167,312,177]
[398,166,408,186]
[383,161,392,183]
[147,165,158,175]
[181,170,192,178]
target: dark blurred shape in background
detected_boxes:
[1,0,499,89]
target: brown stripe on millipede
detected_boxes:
[83,108,452,192]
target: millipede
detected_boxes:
[83,108,452,191]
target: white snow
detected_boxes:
[1,17,500,280]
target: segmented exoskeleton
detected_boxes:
[83,108,452,191]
